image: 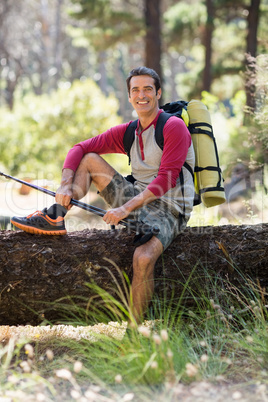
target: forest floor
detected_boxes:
[1,323,268,402]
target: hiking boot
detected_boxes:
[11,204,67,235]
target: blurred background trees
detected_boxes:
[0,0,267,187]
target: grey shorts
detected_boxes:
[99,172,188,250]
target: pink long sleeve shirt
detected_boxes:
[63,110,193,199]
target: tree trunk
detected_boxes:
[202,0,214,92]
[245,0,261,111]
[40,0,51,94]
[51,0,63,90]
[144,0,162,85]
[0,224,267,326]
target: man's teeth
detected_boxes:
[138,101,148,104]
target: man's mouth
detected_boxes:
[137,101,149,105]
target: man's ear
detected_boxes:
[157,88,162,100]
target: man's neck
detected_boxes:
[138,108,160,131]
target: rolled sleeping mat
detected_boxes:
[187,99,226,208]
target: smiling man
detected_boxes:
[11,66,195,327]
[128,75,161,123]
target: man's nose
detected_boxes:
[138,90,145,98]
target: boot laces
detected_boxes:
[26,210,45,219]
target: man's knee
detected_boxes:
[78,153,102,169]
[133,249,155,276]
[77,153,115,190]
[133,237,163,273]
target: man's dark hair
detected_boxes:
[126,66,161,94]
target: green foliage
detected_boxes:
[253,54,268,153]
[213,20,246,65]
[198,85,266,176]
[164,0,206,47]
[163,0,263,101]
[68,0,143,51]
[0,79,122,178]
[201,91,221,112]
[221,54,268,172]
[258,1,268,54]
[220,89,258,173]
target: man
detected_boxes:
[11,66,195,326]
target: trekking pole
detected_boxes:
[0,171,159,240]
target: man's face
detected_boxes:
[128,75,161,117]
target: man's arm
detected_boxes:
[55,123,130,209]
[63,123,129,172]
[147,117,192,197]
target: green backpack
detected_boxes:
[123,100,226,208]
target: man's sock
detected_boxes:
[46,203,67,219]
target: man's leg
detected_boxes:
[70,153,116,200]
[11,154,116,234]
[74,156,164,324]
[130,236,163,325]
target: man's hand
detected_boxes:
[55,185,73,209]
[55,168,75,209]
[103,206,130,226]
[103,188,157,226]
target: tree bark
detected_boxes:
[0,224,267,326]
[51,0,63,90]
[203,0,214,92]
[144,0,162,85]
[245,0,261,111]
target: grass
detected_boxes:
[1,263,268,401]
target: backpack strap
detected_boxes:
[188,122,214,138]
[123,112,173,164]
[156,112,198,211]
[183,161,194,181]
[123,120,138,165]
[156,112,195,181]
[123,112,197,212]
[154,112,172,149]
[189,122,223,190]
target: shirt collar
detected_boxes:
[136,109,163,134]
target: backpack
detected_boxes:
[123,99,226,208]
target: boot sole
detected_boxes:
[11,220,67,235]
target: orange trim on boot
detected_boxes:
[10,219,67,235]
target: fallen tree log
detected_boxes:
[0,223,267,326]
